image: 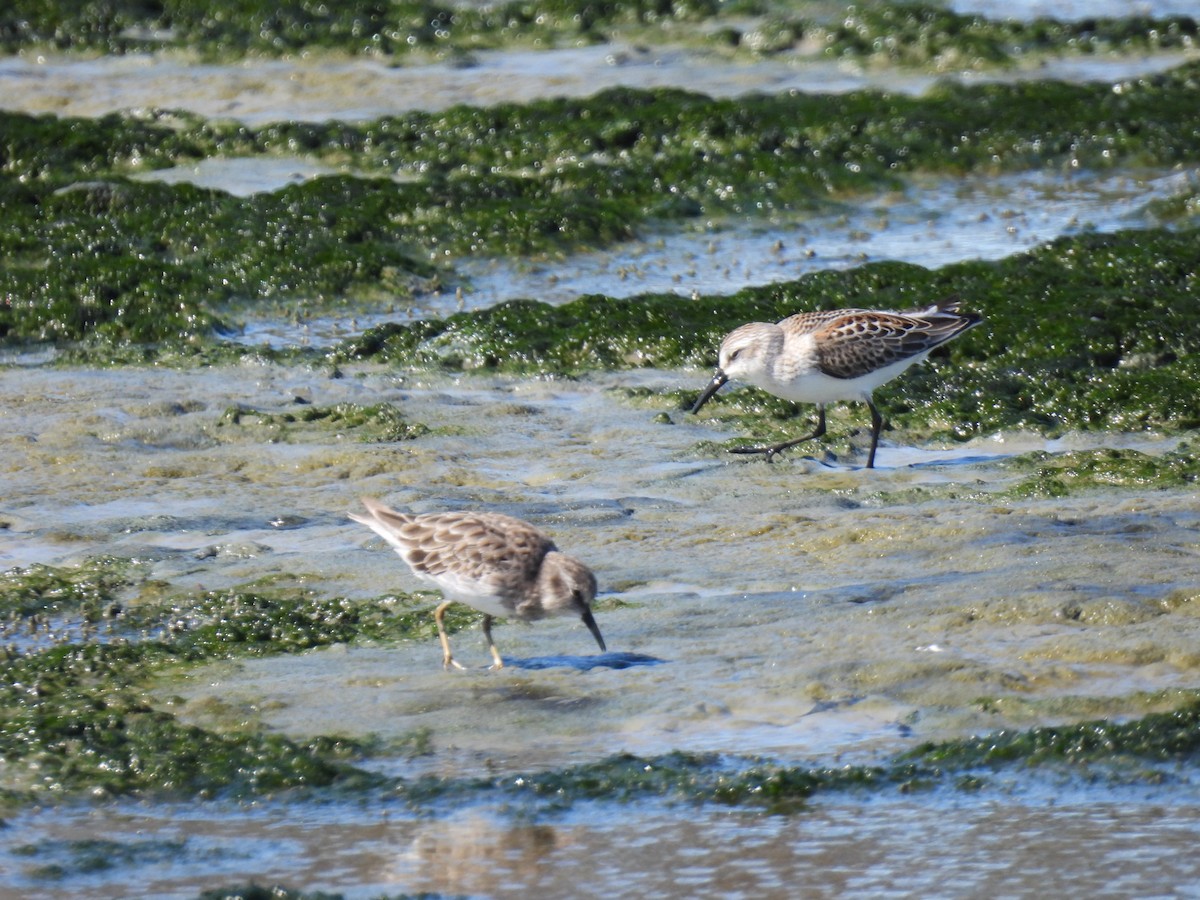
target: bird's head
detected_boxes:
[691,322,777,413]
[541,552,606,652]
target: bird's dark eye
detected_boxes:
[729,349,741,361]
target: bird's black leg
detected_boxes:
[730,405,827,463]
[866,398,883,469]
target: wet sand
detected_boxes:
[3,362,1200,893]
[4,365,1198,776]
[4,25,1200,899]
[2,45,1195,124]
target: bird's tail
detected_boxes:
[348,497,416,553]
[904,294,961,316]
[906,294,982,328]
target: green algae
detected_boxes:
[0,556,144,621]
[552,699,1200,796]
[911,698,1200,769]
[0,169,440,345]
[339,293,726,372]
[813,442,1200,504]
[0,639,378,799]
[999,446,1200,499]
[5,61,1200,348]
[341,228,1200,443]
[210,402,430,444]
[392,749,904,813]
[3,558,1200,806]
[396,699,1200,810]
[799,444,1200,507]
[0,560,473,800]
[0,0,726,57]
[971,689,1200,727]
[1146,177,1200,223]
[1,0,1194,64]
[814,5,1198,68]
[13,837,188,878]
[122,586,480,659]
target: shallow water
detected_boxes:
[452,167,1193,313]
[5,14,1200,898]
[217,166,1196,348]
[129,156,344,197]
[3,342,1200,898]
[950,0,1200,19]
[1,45,1195,124]
[5,788,1200,898]
[4,365,1198,775]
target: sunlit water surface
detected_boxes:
[3,20,1200,899]
[1,43,1195,124]
[5,788,1200,898]
[3,361,1199,895]
[184,166,1195,349]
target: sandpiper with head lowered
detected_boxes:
[349,497,606,669]
[691,296,981,468]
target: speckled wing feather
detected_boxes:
[780,296,965,338]
[813,311,975,380]
[779,308,873,337]
[393,511,554,599]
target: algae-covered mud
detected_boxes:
[2,0,1197,61]
[2,362,1200,894]
[3,1,1200,897]
[5,69,1200,348]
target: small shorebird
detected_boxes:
[349,497,606,669]
[691,296,981,468]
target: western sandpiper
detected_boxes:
[691,296,981,467]
[349,497,606,669]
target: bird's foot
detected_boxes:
[729,430,825,464]
[443,656,466,671]
[728,444,786,463]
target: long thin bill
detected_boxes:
[691,371,728,413]
[581,608,606,653]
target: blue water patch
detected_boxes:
[506,652,666,671]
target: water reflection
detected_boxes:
[400,816,568,897]
[5,791,1200,898]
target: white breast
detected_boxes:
[415,568,515,618]
[759,335,931,404]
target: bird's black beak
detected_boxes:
[691,370,728,414]
[581,608,606,653]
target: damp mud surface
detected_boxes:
[3,363,1200,894]
[3,3,1200,897]
[4,45,1197,124]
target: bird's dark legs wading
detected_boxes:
[729,401,886,468]
[481,614,505,669]
[865,398,883,469]
[435,600,466,670]
[729,404,828,464]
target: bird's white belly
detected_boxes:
[415,569,515,618]
[764,354,929,403]
[447,592,514,618]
